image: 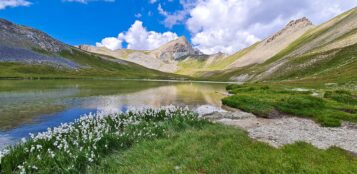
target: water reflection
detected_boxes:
[0,80,228,149]
[80,83,225,112]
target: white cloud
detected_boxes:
[149,0,157,4]
[63,0,115,4]
[96,20,178,50]
[96,37,122,50]
[0,0,31,10]
[159,0,357,54]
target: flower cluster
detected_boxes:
[0,105,199,173]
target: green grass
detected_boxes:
[222,84,357,127]
[91,124,357,174]
[324,90,357,106]
[176,58,207,75]
[264,43,357,82]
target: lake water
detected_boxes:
[0,79,228,149]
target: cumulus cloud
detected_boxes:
[159,0,357,54]
[96,37,123,50]
[0,0,31,10]
[63,0,115,4]
[96,20,178,50]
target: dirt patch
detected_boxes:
[267,109,284,119]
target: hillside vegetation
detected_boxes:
[0,48,183,79]
[222,84,357,127]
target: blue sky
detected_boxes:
[0,0,189,46]
[0,0,356,54]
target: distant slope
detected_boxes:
[80,36,245,76]
[204,7,357,85]
[78,17,316,76]
[229,17,314,68]
[80,36,206,73]
[0,18,182,79]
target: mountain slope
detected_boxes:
[229,17,314,68]
[0,18,182,79]
[204,7,357,85]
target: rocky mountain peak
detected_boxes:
[286,17,313,28]
[265,17,313,44]
[154,36,203,60]
[174,36,190,45]
[0,18,67,52]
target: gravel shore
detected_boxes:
[197,105,357,154]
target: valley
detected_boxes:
[0,4,356,174]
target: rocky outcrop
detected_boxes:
[265,17,313,44]
[0,18,79,69]
[0,18,67,52]
[152,36,203,60]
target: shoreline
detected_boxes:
[0,77,241,84]
[200,105,357,154]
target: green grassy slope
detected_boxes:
[176,43,259,76]
[0,48,184,80]
[91,124,357,174]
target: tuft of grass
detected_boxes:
[324,90,357,105]
[90,124,357,174]
[222,84,357,126]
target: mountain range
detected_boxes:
[0,18,180,79]
[1,7,357,84]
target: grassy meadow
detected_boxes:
[222,84,357,127]
[91,124,357,174]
